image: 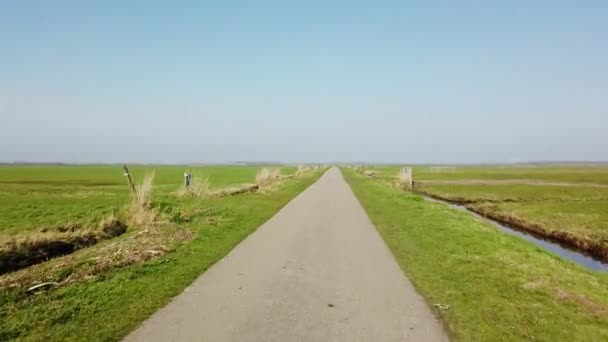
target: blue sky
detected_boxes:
[1,1,607,163]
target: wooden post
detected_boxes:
[123,165,136,195]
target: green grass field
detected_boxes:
[364,165,608,261]
[369,164,608,184]
[343,168,608,341]
[0,165,295,237]
[0,164,319,341]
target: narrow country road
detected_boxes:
[124,167,447,342]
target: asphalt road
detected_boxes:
[124,167,447,342]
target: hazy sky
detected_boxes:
[1,1,607,164]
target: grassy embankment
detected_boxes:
[0,164,320,341]
[343,168,608,341]
[362,165,608,261]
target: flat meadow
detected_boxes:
[0,164,318,341]
[0,165,289,237]
[370,164,608,184]
[364,164,608,261]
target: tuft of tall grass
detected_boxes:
[256,168,281,187]
[191,174,211,196]
[134,171,154,208]
[175,173,211,197]
[128,171,158,226]
[396,167,413,191]
[363,170,376,177]
[356,165,369,174]
[295,164,312,177]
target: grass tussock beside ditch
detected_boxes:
[175,173,212,198]
[128,171,160,227]
[256,167,281,187]
[213,183,259,197]
[295,164,312,177]
[342,168,608,341]
[396,167,413,191]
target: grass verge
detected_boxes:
[342,168,608,341]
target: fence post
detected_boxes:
[123,165,136,195]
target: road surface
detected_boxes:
[124,167,447,342]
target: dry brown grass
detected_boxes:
[175,173,260,198]
[128,171,159,227]
[256,167,281,187]
[133,171,154,208]
[295,164,311,177]
[396,167,413,191]
[212,183,259,197]
[190,174,211,196]
[176,173,211,197]
[363,170,376,177]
